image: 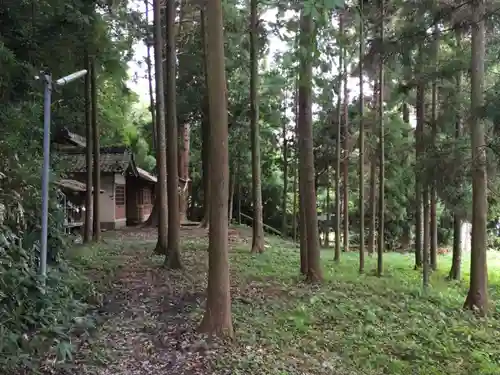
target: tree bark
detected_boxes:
[152,0,168,255]
[368,79,377,256]
[450,29,463,281]
[249,0,265,254]
[299,10,322,282]
[91,58,100,241]
[430,23,439,272]
[324,167,330,248]
[334,11,343,262]
[199,9,210,229]
[376,0,384,277]
[295,82,307,274]
[84,51,93,243]
[178,123,190,223]
[414,65,423,270]
[281,109,289,237]
[228,164,235,222]
[164,0,182,269]
[197,0,233,337]
[342,23,349,253]
[145,0,156,151]
[358,0,365,273]
[464,0,488,313]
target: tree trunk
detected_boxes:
[342,24,349,253]
[423,185,430,288]
[164,0,182,269]
[145,0,156,151]
[292,146,298,243]
[152,0,168,255]
[281,110,289,237]
[334,11,343,262]
[198,0,233,338]
[324,167,330,248]
[178,123,190,223]
[84,51,93,243]
[414,69,423,270]
[296,82,307,273]
[450,29,463,281]
[199,9,210,229]
[237,158,242,225]
[358,0,365,273]
[368,80,377,256]
[464,0,488,313]
[292,85,299,244]
[91,58,101,241]
[299,10,322,282]
[228,164,235,222]
[430,23,439,272]
[249,0,265,254]
[376,0,384,277]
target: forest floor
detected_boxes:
[63,226,500,375]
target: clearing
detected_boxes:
[65,226,500,375]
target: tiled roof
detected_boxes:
[57,146,132,173]
[54,127,87,148]
[55,179,105,192]
[136,167,157,183]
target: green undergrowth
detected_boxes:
[217,236,500,375]
[0,239,122,373]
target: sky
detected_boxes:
[126,6,365,105]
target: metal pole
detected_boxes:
[40,73,52,282]
[38,69,87,284]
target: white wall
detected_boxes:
[98,174,115,223]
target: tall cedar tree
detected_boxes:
[153,0,168,254]
[368,79,377,256]
[358,0,365,273]
[200,10,211,229]
[145,0,156,150]
[296,83,308,274]
[281,90,289,237]
[376,0,384,277]
[91,58,100,241]
[198,0,234,336]
[250,0,265,253]
[299,9,322,282]
[342,12,349,253]
[165,0,182,268]
[464,0,488,313]
[84,51,92,243]
[334,11,343,262]
[430,22,439,271]
[449,29,463,280]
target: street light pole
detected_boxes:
[39,69,87,285]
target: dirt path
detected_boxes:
[68,227,241,375]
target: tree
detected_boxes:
[91,57,101,242]
[430,22,439,271]
[464,0,488,313]
[250,0,265,254]
[198,0,233,337]
[84,51,93,243]
[299,9,322,282]
[449,28,463,281]
[342,10,349,254]
[376,0,384,277]
[165,0,182,269]
[153,0,168,255]
[334,11,343,262]
[358,0,365,273]
[200,9,211,229]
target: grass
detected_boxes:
[213,235,500,375]
[70,229,500,375]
